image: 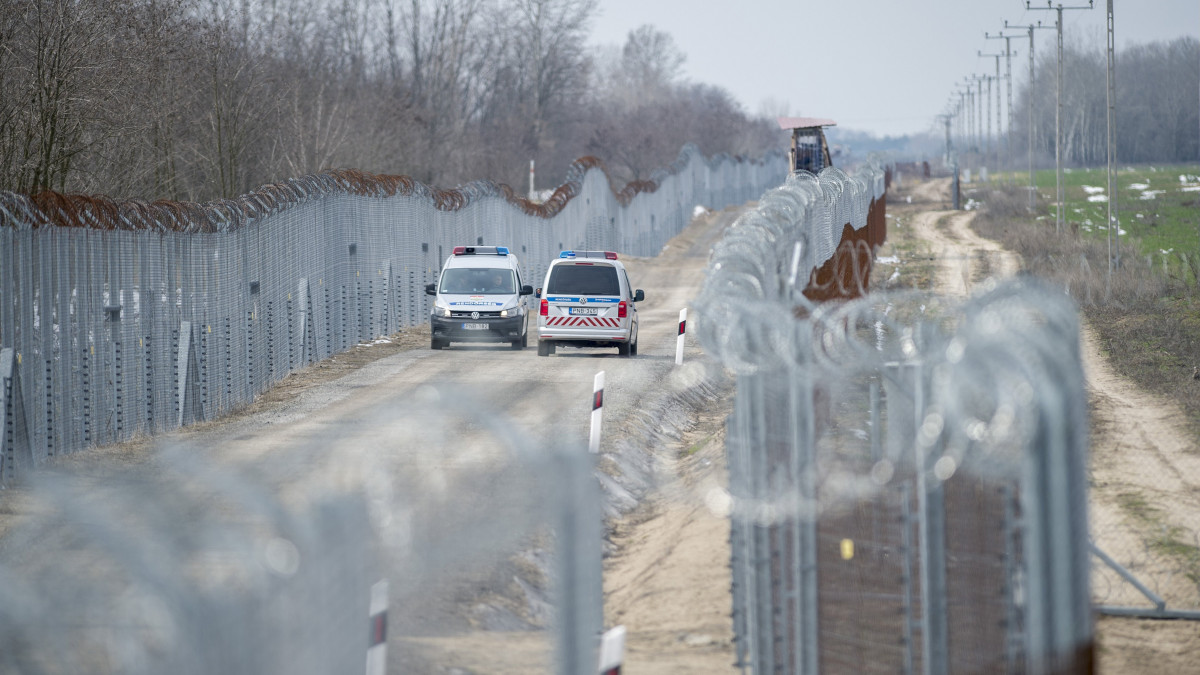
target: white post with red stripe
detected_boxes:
[675,308,687,366]
[366,580,388,675]
[598,625,626,675]
[589,371,604,453]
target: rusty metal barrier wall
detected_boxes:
[0,144,786,472]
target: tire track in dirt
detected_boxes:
[901,178,1200,675]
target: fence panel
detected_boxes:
[0,145,786,468]
[696,164,1095,674]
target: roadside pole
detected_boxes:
[675,309,687,365]
[589,371,604,453]
[365,580,388,675]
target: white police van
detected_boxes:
[425,246,533,350]
[535,250,644,357]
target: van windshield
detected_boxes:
[439,268,516,294]
[547,264,620,296]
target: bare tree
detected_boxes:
[619,24,684,98]
[0,0,783,200]
[507,0,596,160]
[0,0,137,193]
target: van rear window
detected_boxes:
[547,265,620,296]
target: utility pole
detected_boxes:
[985,33,1017,174]
[977,75,985,171]
[979,51,1006,176]
[961,78,979,174]
[967,75,989,178]
[1028,1,1094,235]
[1105,0,1120,273]
[940,112,960,210]
[1005,20,1054,211]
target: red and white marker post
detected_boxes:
[598,625,626,675]
[366,580,388,675]
[675,308,687,366]
[589,371,604,453]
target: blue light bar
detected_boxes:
[559,251,576,258]
[496,246,509,255]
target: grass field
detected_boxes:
[1012,164,1200,259]
[969,181,1200,436]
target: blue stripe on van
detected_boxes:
[546,296,619,303]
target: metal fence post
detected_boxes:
[914,360,948,675]
[1001,484,1024,672]
[788,361,819,675]
[176,321,203,428]
[727,401,751,673]
[1,348,32,483]
[899,481,916,675]
[554,447,602,675]
[297,279,311,366]
[748,373,775,675]
[81,344,92,445]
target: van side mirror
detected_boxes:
[634,289,645,302]
[520,285,534,296]
[534,288,542,298]
[424,283,437,296]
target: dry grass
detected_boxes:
[971,185,1200,435]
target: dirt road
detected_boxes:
[893,178,1200,673]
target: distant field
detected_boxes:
[1018,165,1200,259]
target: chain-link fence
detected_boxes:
[0,144,785,474]
[695,166,1095,674]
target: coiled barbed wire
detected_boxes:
[0,144,786,234]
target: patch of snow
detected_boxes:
[1181,186,1200,193]
[1128,182,1150,190]
[1087,195,1108,202]
[1136,213,1144,219]
[1140,190,1165,200]
[1118,228,1127,235]
[876,255,900,264]
[888,269,900,283]
[1082,185,1105,194]
[692,205,709,218]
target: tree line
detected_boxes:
[0,0,780,201]
[1007,36,1199,166]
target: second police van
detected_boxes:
[534,250,645,357]
[425,246,533,350]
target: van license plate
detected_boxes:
[569,307,600,315]
[462,323,488,330]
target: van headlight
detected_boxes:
[436,306,451,317]
[500,307,520,318]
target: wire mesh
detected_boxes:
[695,162,1095,674]
[0,382,603,675]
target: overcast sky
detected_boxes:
[589,0,1200,137]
